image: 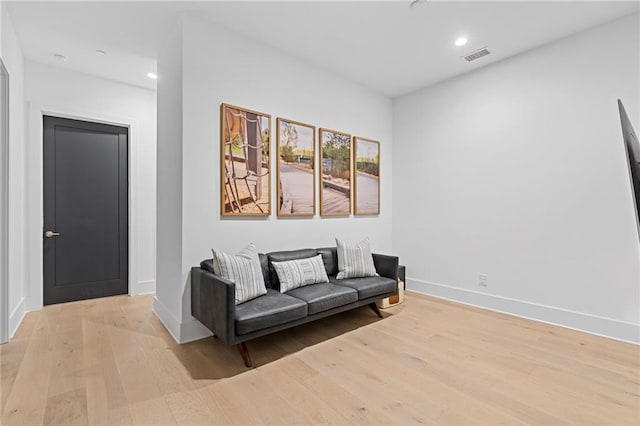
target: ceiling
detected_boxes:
[6,1,640,97]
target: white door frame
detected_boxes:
[0,58,10,344]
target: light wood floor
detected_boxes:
[1,292,638,425]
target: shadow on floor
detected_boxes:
[170,305,389,380]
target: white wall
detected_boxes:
[0,34,7,344]
[1,3,26,338]
[393,13,640,343]
[24,61,157,312]
[155,15,393,343]
[0,0,4,343]
[155,20,185,341]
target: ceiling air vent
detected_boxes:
[463,47,491,62]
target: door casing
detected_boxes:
[0,58,9,344]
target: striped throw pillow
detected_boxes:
[335,237,378,279]
[212,243,267,304]
[272,255,330,293]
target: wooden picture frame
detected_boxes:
[353,137,380,216]
[276,118,316,217]
[319,128,352,216]
[220,103,271,217]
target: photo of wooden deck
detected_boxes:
[320,129,352,216]
[321,182,350,213]
[354,137,380,215]
[277,119,316,216]
[279,163,314,214]
[355,171,379,213]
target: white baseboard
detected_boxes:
[152,296,212,344]
[180,318,212,344]
[407,278,640,345]
[132,280,155,295]
[152,296,181,343]
[9,297,26,339]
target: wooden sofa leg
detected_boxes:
[368,302,384,319]
[236,342,253,367]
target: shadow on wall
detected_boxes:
[171,306,386,379]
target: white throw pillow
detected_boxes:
[272,255,330,293]
[212,243,267,304]
[335,237,378,279]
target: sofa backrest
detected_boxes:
[200,246,340,291]
[259,253,271,289]
[200,259,214,274]
[316,247,338,276]
[266,248,317,291]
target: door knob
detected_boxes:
[44,230,60,238]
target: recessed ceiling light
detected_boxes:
[455,37,468,47]
[147,72,158,80]
[95,50,106,56]
[53,53,68,62]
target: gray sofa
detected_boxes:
[191,247,399,367]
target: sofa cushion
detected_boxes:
[316,247,338,276]
[267,248,318,290]
[212,243,267,304]
[286,283,358,315]
[330,276,397,300]
[272,255,329,292]
[235,289,308,335]
[202,255,271,289]
[335,237,378,279]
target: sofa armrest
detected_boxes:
[372,253,399,281]
[191,267,236,344]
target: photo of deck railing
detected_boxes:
[220,104,271,216]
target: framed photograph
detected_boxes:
[276,118,316,217]
[353,137,380,215]
[319,128,352,216]
[220,103,271,216]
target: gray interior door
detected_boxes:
[43,116,128,305]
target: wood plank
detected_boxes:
[0,293,637,425]
[42,388,88,426]
[259,358,348,424]
[1,313,53,425]
[0,310,39,412]
[82,306,134,425]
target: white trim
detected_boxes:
[8,297,25,339]
[180,318,212,344]
[152,296,211,344]
[0,57,9,344]
[132,280,156,295]
[407,277,640,345]
[152,296,181,343]
[25,104,144,313]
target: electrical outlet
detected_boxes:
[478,273,488,287]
